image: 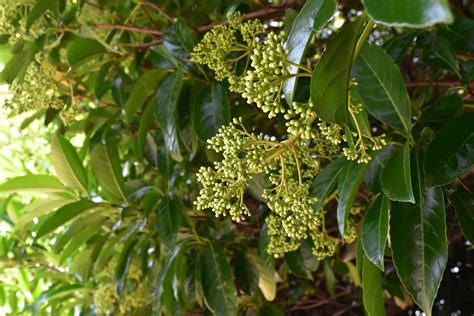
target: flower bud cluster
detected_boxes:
[242,32,289,118]
[285,101,317,139]
[191,12,264,83]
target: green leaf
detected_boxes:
[51,133,88,194]
[137,99,156,161]
[283,0,336,104]
[384,30,418,64]
[424,112,474,187]
[163,19,194,60]
[26,0,58,31]
[309,158,347,212]
[35,200,97,239]
[323,260,336,298]
[311,17,368,125]
[16,198,72,229]
[337,161,368,236]
[420,95,463,123]
[1,47,36,84]
[125,69,170,120]
[361,194,389,270]
[201,243,238,316]
[381,142,415,203]
[248,252,277,301]
[285,239,319,279]
[352,44,412,132]
[362,254,386,316]
[422,36,460,76]
[364,144,398,194]
[0,175,68,195]
[90,137,128,204]
[234,250,259,294]
[391,154,448,315]
[439,17,474,52]
[116,234,138,295]
[94,60,115,99]
[361,0,453,27]
[157,193,179,250]
[193,82,230,141]
[451,187,474,243]
[155,72,183,162]
[67,37,108,68]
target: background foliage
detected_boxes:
[0,0,473,315]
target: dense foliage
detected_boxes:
[0,0,473,315]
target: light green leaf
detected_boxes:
[391,154,448,316]
[283,0,336,104]
[35,199,97,239]
[381,142,415,203]
[0,175,68,195]
[311,17,368,124]
[51,133,88,194]
[362,0,453,27]
[1,47,36,84]
[90,137,128,204]
[362,254,386,316]
[248,252,277,301]
[26,0,58,31]
[362,194,389,270]
[16,198,73,229]
[67,37,108,68]
[352,44,412,132]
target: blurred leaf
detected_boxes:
[248,252,277,301]
[155,72,183,162]
[51,133,88,194]
[94,60,115,99]
[137,99,156,161]
[285,239,319,279]
[311,17,368,124]
[283,0,336,104]
[424,112,474,187]
[90,137,128,204]
[0,175,68,195]
[35,199,96,239]
[163,19,194,60]
[1,47,36,83]
[420,95,463,123]
[361,194,389,270]
[67,37,107,68]
[157,193,179,250]
[353,44,412,132]
[201,242,238,316]
[116,233,138,295]
[362,254,386,316]
[193,82,230,141]
[422,36,460,76]
[381,143,415,203]
[452,187,474,243]
[125,69,170,120]
[323,260,336,297]
[439,17,474,52]
[337,161,368,236]
[26,0,58,31]
[16,198,72,229]
[362,0,453,27]
[391,153,448,315]
[384,30,418,63]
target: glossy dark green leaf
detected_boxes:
[258,224,275,274]
[452,187,474,243]
[163,19,194,60]
[422,36,460,76]
[424,112,474,187]
[439,17,474,52]
[201,243,238,316]
[361,194,389,270]
[26,0,58,31]
[116,234,138,295]
[67,37,107,68]
[362,0,453,27]
[384,30,418,64]
[309,158,347,212]
[283,0,336,104]
[155,72,183,162]
[94,60,114,99]
[352,44,412,132]
[381,143,415,203]
[157,193,179,250]
[51,133,88,194]
[1,47,36,84]
[362,254,386,316]
[337,161,368,236]
[364,144,398,194]
[234,250,259,294]
[420,95,463,123]
[36,199,96,239]
[137,99,156,161]
[90,137,128,204]
[391,154,448,315]
[0,175,68,195]
[125,69,170,120]
[193,82,230,141]
[310,17,368,125]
